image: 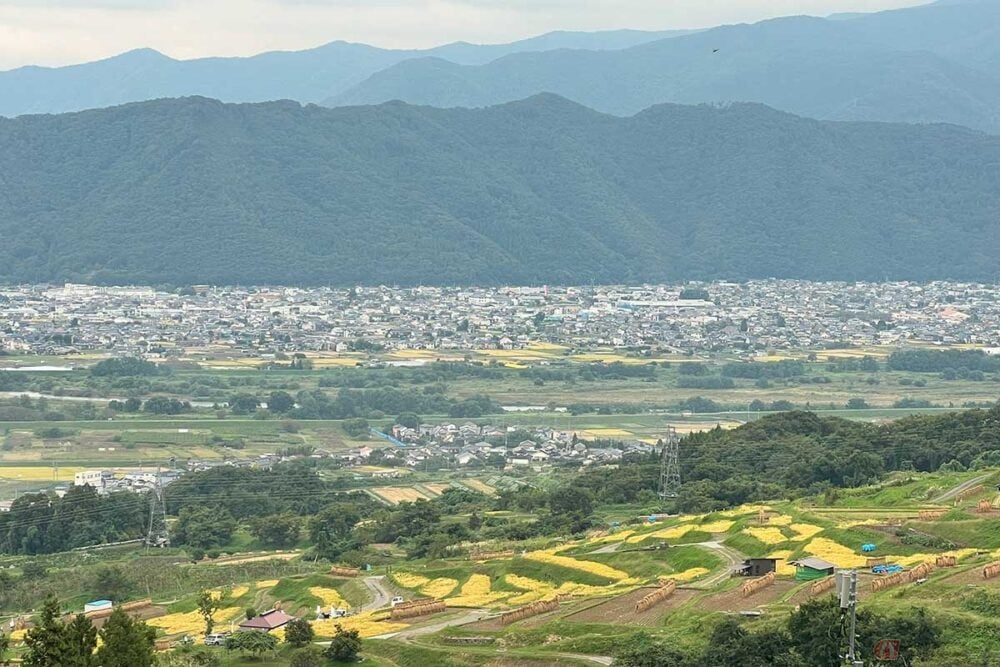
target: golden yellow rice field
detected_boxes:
[628,524,694,543]
[768,550,796,576]
[309,587,350,609]
[392,572,430,589]
[446,574,511,607]
[0,466,86,481]
[789,523,824,541]
[671,567,711,582]
[148,607,243,636]
[421,577,459,599]
[524,549,631,582]
[696,520,735,533]
[313,611,407,639]
[744,527,788,545]
[371,486,430,504]
[803,538,866,568]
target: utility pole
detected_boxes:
[838,570,863,667]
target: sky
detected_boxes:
[0,0,930,70]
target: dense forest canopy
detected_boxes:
[2,96,1000,286]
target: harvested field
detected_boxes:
[423,483,452,496]
[935,565,1000,587]
[700,580,798,612]
[462,480,497,496]
[565,587,696,626]
[372,486,431,504]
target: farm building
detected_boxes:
[238,609,295,633]
[735,558,778,577]
[84,600,113,614]
[789,557,836,581]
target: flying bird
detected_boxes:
[713,48,720,53]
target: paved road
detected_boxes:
[691,541,744,589]
[374,609,492,640]
[588,542,622,555]
[361,576,393,611]
[931,474,990,504]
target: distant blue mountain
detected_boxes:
[0,29,693,118]
[328,0,1000,132]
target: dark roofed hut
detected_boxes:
[238,608,295,633]
[735,558,778,577]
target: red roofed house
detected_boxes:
[238,608,295,633]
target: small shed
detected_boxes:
[238,609,295,633]
[735,558,778,577]
[790,557,836,581]
[84,600,113,614]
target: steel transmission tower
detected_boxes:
[146,472,170,548]
[658,426,681,500]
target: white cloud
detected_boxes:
[0,0,930,70]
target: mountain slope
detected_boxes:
[329,1,1000,132]
[1,95,998,286]
[0,29,690,118]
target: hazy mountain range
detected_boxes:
[2,0,999,132]
[329,0,1000,132]
[1,95,998,286]
[0,29,692,118]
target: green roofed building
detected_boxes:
[789,557,836,582]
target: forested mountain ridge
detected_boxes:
[1,95,999,286]
[0,28,691,118]
[329,0,1000,133]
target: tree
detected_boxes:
[90,565,135,602]
[250,514,301,548]
[154,646,220,667]
[396,412,421,429]
[229,394,260,415]
[63,614,98,667]
[324,624,362,663]
[225,631,278,658]
[96,606,156,667]
[310,504,361,560]
[196,591,220,636]
[0,630,9,665]
[174,507,236,550]
[845,398,870,410]
[612,632,693,666]
[342,418,369,438]
[284,617,315,648]
[22,596,73,667]
[267,391,295,414]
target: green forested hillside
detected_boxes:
[1,95,999,286]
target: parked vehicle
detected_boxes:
[204,633,228,646]
[390,596,404,607]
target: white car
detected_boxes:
[390,596,404,607]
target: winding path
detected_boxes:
[931,474,991,504]
[361,576,393,611]
[690,541,745,589]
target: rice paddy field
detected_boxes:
[5,468,1000,665]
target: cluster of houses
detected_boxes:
[343,422,656,470]
[2,280,1000,360]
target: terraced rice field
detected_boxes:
[371,486,431,504]
[461,480,496,496]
